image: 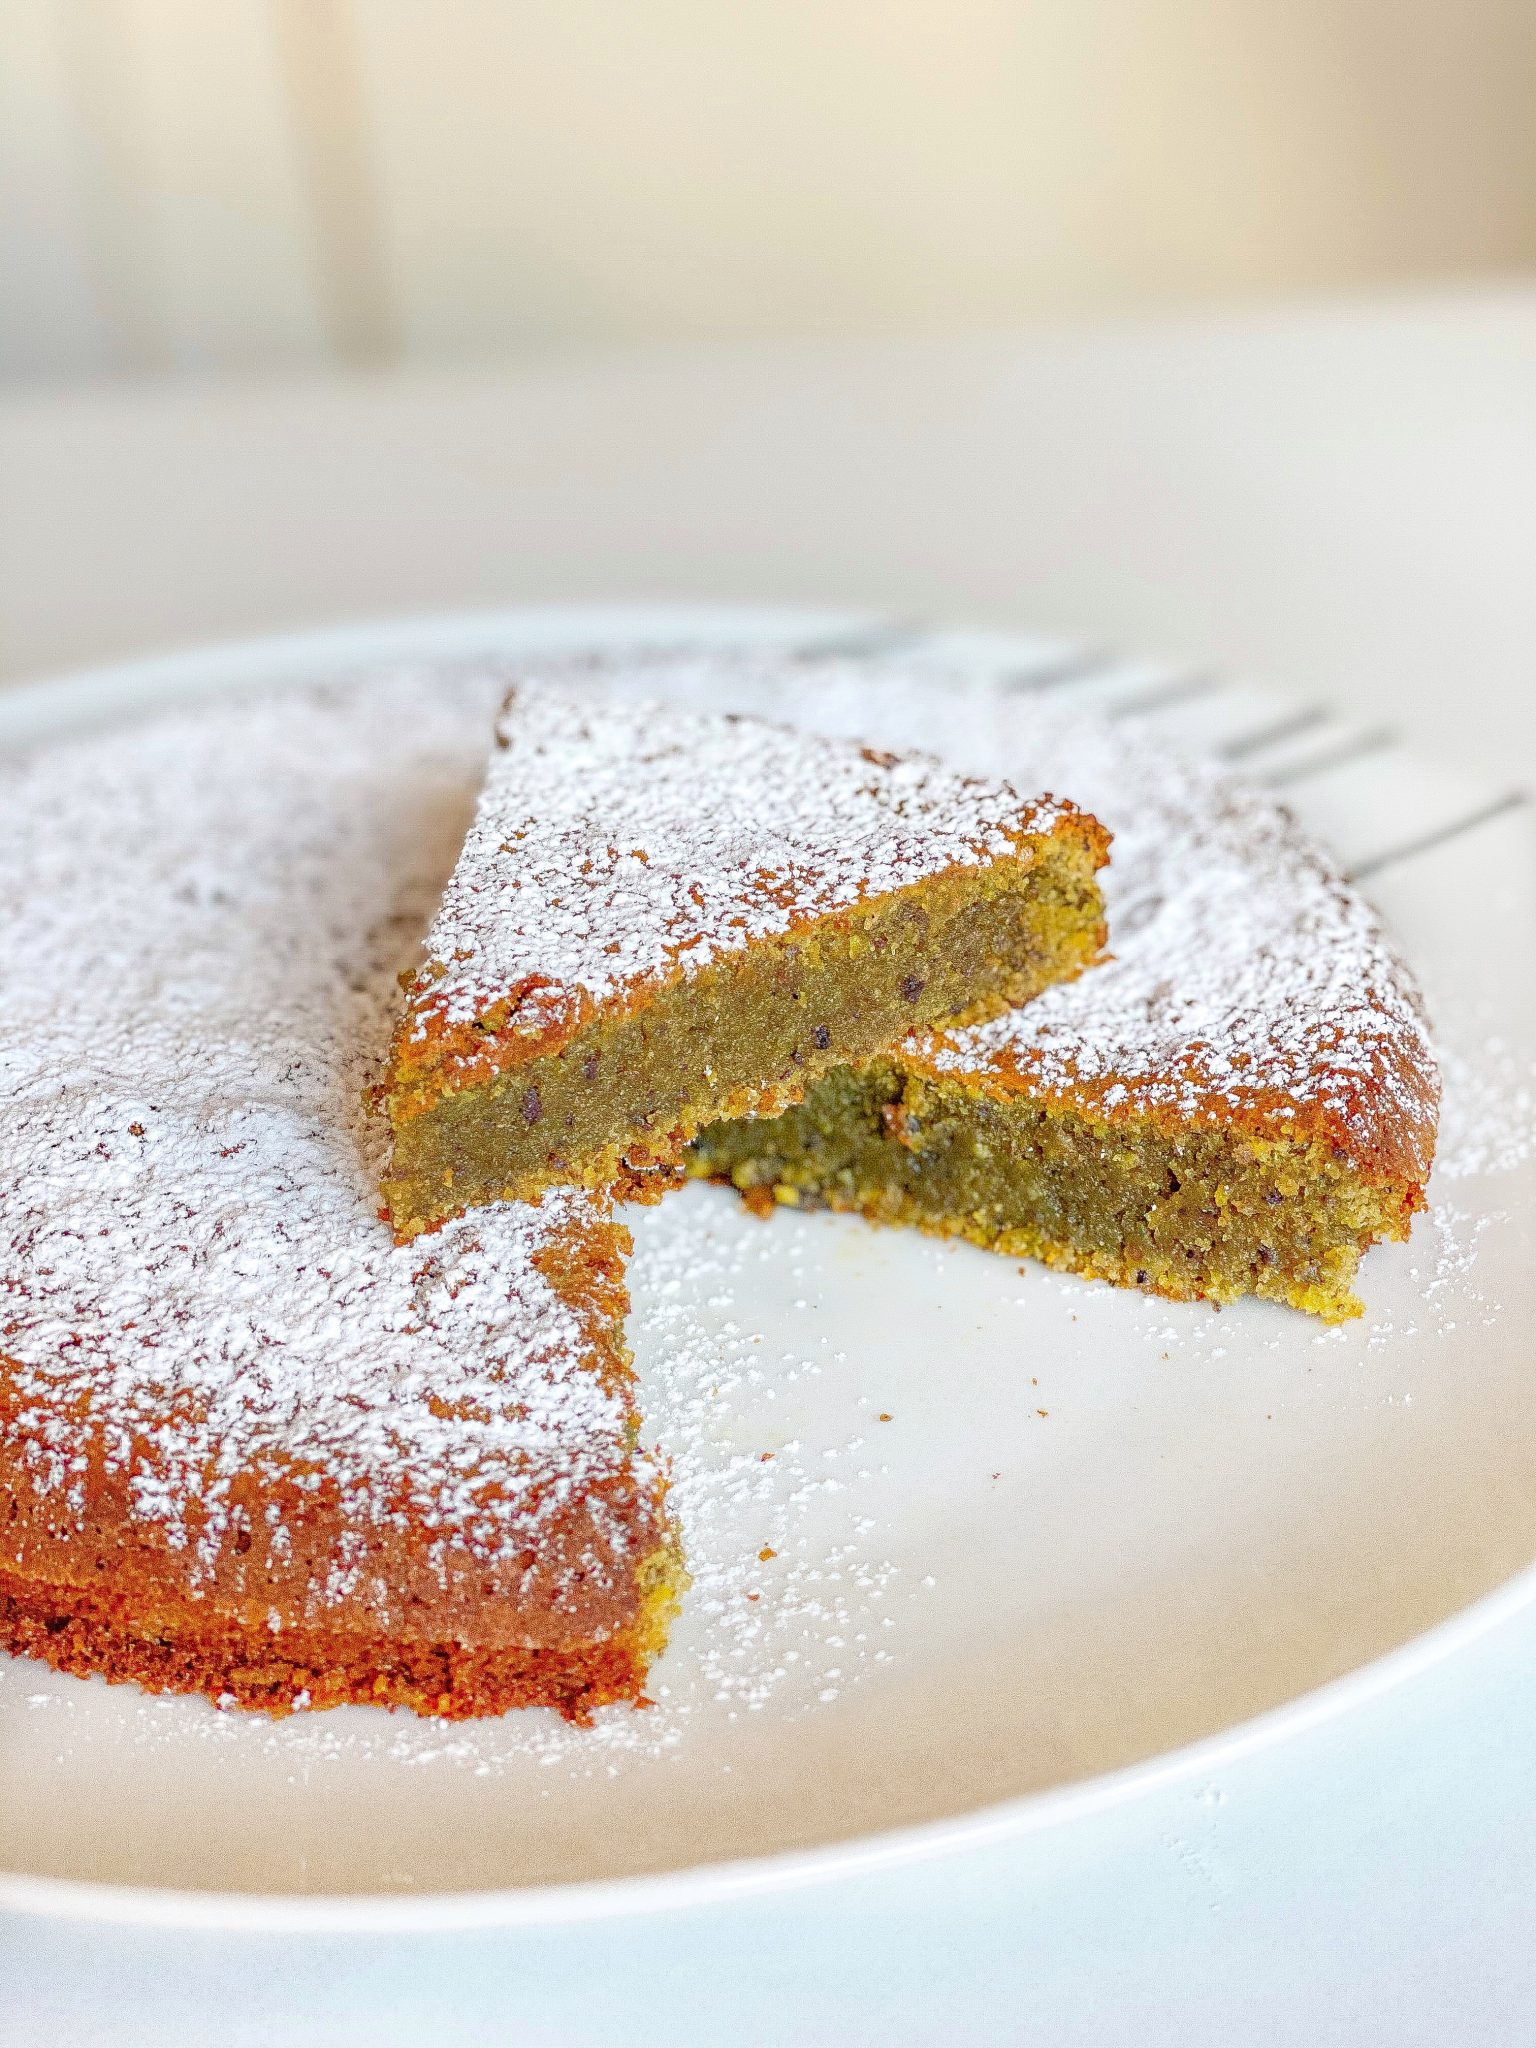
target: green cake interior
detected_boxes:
[687,1060,1416,1321]
[383,846,1103,1235]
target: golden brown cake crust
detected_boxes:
[0,1563,668,1723]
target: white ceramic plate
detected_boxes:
[1,604,1532,1929]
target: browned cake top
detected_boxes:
[0,672,653,1606]
[544,653,1439,1186]
[397,684,1084,1072]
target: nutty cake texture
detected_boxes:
[650,656,1438,1321]
[378,686,1109,1236]
[0,676,680,1722]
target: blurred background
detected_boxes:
[4,0,1536,381]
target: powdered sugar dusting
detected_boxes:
[924,704,1437,1159]
[0,672,651,1600]
[411,683,1072,1046]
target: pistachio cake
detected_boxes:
[0,643,1440,1729]
[577,653,1440,1322]
[379,686,1108,1235]
[0,674,679,1721]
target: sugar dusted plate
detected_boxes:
[1,605,1532,1928]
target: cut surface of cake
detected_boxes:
[610,654,1440,1322]
[379,684,1109,1236]
[0,674,679,1721]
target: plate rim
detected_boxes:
[3,598,1533,1932]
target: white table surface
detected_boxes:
[2,287,1534,2045]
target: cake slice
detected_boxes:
[379,684,1109,1237]
[646,655,1437,1322]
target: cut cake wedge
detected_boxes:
[379,685,1109,1236]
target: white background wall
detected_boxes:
[3,0,1536,379]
